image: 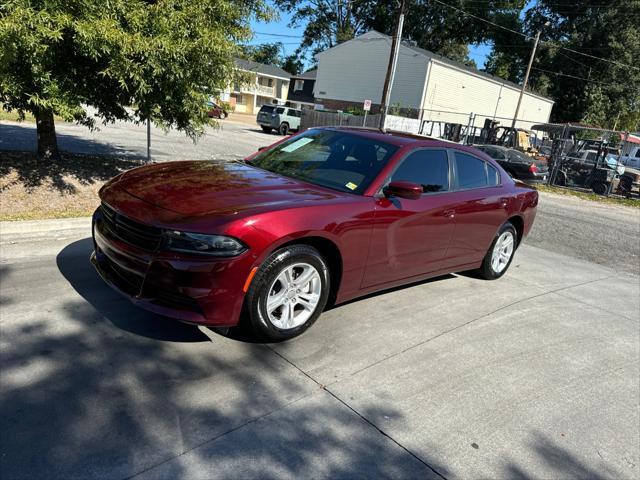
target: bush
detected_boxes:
[218,101,234,113]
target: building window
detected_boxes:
[267,78,273,87]
[294,79,304,91]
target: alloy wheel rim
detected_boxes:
[266,262,322,330]
[491,231,514,273]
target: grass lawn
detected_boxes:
[536,184,640,208]
[0,151,144,221]
[0,106,64,123]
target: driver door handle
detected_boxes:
[443,209,456,218]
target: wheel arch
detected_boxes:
[275,236,343,306]
[507,215,524,248]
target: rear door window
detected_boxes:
[487,164,500,186]
[390,149,449,193]
[454,152,489,189]
[259,105,275,114]
[275,107,285,114]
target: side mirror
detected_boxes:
[383,181,422,200]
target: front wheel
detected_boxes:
[219,111,227,119]
[476,222,517,280]
[246,245,330,341]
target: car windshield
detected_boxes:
[249,129,399,194]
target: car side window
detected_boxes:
[275,107,285,114]
[390,149,449,193]
[455,152,488,189]
[487,164,500,186]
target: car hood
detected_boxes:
[106,160,347,218]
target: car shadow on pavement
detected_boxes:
[56,237,208,342]
[0,240,452,479]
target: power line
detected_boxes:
[429,0,639,71]
[530,67,623,87]
[253,31,303,38]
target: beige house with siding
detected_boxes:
[221,59,291,115]
[314,31,554,130]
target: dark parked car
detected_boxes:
[206,102,228,119]
[92,128,538,340]
[474,145,548,183]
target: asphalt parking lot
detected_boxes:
[1,197,639,479]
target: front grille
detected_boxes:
[100,203,162,251]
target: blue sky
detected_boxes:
[249,10,496,69]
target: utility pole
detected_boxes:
[379,0,406,131]
[510,29,541,145]
[146,118,151,162]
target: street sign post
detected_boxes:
[363,99,372,126]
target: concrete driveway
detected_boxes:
[1,214,638,479]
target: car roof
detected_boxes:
[475,144,510,151]
[313,126,456,148]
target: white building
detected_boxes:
[314,31,554,130]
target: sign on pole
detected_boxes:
[363,99,372,127]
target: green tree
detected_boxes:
[0,0,271,159]
[240,42,303,75]
[487,0,640,130]
[241,42,283,66]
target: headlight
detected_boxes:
[163,231,247,257]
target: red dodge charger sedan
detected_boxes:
[92,127,538,340]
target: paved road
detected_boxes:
[530,193,640,276]
[0,117,275,161]
[1,219,638,479]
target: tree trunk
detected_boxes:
[35,110,60,160]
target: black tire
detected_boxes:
[219,111,227,119]
[246,245,330,341]
[278,122,289,135]
[592,181,607,195]
[476,222,518,280]
[261,126,272,133]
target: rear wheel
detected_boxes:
[592,181,607,195]
[476,222,517,280]
[219,111,227,119]
[261,126,272,133]
[246,245,330,341]
[278,122,289,135]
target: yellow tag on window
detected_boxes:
[345,182,358,190]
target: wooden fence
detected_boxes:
[300,110,382,130]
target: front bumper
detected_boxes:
[91,208,250,327]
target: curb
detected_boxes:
[0,217,91,237]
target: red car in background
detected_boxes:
[206,102,228,119]
[91,127,538,340]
